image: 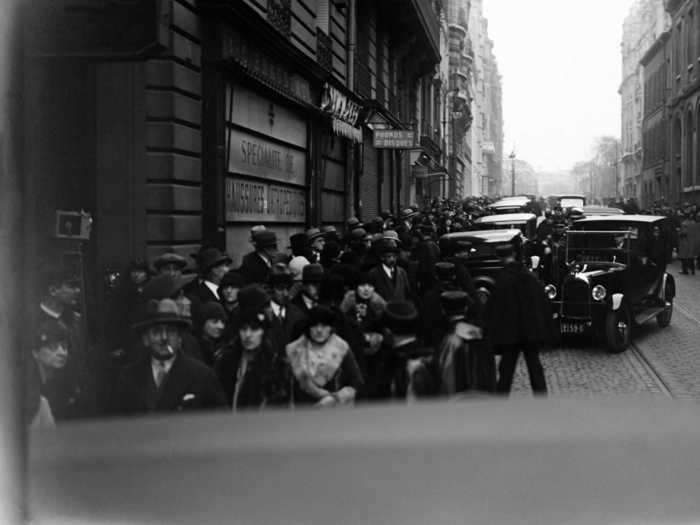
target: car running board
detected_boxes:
[634,306,667,325]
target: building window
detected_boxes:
[688,10,695,68]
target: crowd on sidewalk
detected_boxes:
[26,198,557,426]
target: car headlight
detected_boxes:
[544,284,557,300]
[592,285,607,301]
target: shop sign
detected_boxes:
[225,178,306,223]
[321,84,363,143]
[222,28,312,106]
[373,129,417,149]
[481,141,496,154]
[227,129,307,187]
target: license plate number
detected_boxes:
[561,322,585,334]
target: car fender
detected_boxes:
[611,293,624,311]
[661,273,676,299]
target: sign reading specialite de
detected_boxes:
[227,129,307,187]
[373,129,417,149]
[225,178,306,223]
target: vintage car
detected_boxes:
[472,212,538,240]
[439,228,532,304]
[544,215,675,353]
[486,196,532,215]
[547,194,586,211]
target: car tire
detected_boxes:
[656,283,674,328]
[605,304,631,353]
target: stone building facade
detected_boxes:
[620,0,670,203]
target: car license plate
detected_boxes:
[561,322,585,334]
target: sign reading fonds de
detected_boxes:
[373,129,417,149]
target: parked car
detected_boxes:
[473,212,538,240]
[487,196,532,215]
[439,228,533,305]
[543,215,675,353]
[547,194,586,211]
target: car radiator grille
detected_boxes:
[562,279,590,318]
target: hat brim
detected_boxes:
[307,232,326,242]
[202,255,232,272]
[132,314,191,331]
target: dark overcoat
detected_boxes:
[368,265,411,302]
[484,261,551,347]
[110,353,227,415]
[238,251,270,285]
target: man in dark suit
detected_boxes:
[291,263,324,316]
[110,298,227,415]
[485,244,550,396]
[238,230,279,285]
[368,239,411,302]
[268,263,307,349]
[188,247,232,328]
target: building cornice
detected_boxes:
[640,31,670,67]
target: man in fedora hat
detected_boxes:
[239,230,278,285]
[267,263,307,349]
[370,300,432,400]
[292,263,324,316]
[188,247,232,327]
[486,243,549,396]
[368,239,411,302]
[305,228,326,264]
[110,298,226,415]
[152,252,188,278]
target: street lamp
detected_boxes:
[509,150,516,196]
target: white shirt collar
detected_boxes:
[40,302,61,319]
[302,294,315,310]
[151,354,176,380]
[204,280,219,299]
[270,301,284,317]
[382,264,394,278]
[258,252,271,268]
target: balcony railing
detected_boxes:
[267,0,291,38]
[316,29,332,72]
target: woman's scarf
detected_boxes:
[286,334,348,397]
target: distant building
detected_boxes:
[503,157,538,197]
[468,0,503,197]
[620,0,670,203]
[640,29,670,208]
[663,0,700,205]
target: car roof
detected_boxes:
[582,206,624,215]
[441,229,522,243]
[474,213,536,223]
[574,214,668,224]
[490,196,530,205]
[550,194,586,199]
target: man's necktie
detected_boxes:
[154,362,167,389]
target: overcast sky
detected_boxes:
[482,0,638,172]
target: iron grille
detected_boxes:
[561,278,590,318]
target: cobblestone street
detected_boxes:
[511,261,700,399]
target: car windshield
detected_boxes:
[566,227,638,264]
[476,221,527,234]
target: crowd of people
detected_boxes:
[27,197,562,426]
[31,195,700,426]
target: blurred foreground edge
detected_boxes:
[30,399,700,525]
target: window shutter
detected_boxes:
[317,0,330,34]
